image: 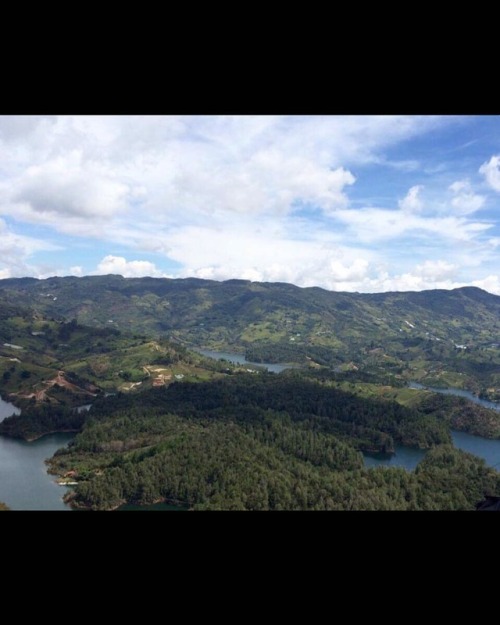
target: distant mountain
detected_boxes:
[0,276,499,397]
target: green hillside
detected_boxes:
[0,302,226,413]
[1,276,499,398]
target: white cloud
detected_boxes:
[163,221,375,292]
[414,260,457,280]
[471,275,500,295]
[334,207,492,244]
[448,179,484,214]
[0,115,448,231]
[399,185,424,213]
[0,217,61,279]
[0,115,498,295]
[479,155,500,192]
[185,257,371,291]
[449,180,467,193]
[11,151,129,220]
[94,255,170,278]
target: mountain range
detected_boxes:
[0,275,499,399]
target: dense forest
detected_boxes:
[41,373,500,510]
[0,403,86,441]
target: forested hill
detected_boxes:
[45,373,500,511]
[1,275,499,396]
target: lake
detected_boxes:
[2,376,500,508]
[364,445,427,471]
[365,431,500,472]
[192,359,500,473]
[0,395,73,510]
[364,384,500,471]
[451,430,500,470]
[195,348,297,373]
[0,396,21,422]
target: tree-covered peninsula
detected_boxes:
[42,374,500,510]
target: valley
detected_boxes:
[1,275,498,401]
[0,275,499,510]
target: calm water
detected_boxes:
[451,430,500,470]
[408,381,500,412]
[0,430,73,510]
[0,396,21,422]
[194,357,500,472]
[196,348,296,373]
[364,385,500,471]
[364,446,427,471]
[364,432,500,472]
[3,376,500,508]
[0,396,73,510]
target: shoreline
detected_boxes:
[25,428,80,443]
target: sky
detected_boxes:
[1,114,500,294]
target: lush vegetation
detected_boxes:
[0,403,86,441]
[76,373,453,452]
[299,368,500,439]
[1,276,499,510]
[0,303,227,407]
[39,373,499,510]
[1,275,499,399]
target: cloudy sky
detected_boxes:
[1,115,500,294]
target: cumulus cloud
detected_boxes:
[245,151,356,216]
[399,185,424,213]
[471,275,500,295]
[339,260,493,294]
[448,179,485,214]
[161,221,375,292]
[95,255,170,278]
[479,155,500,192]
[12,151,129,220]
[0,115,447,230]
[414,260,457,280]
[0,115,499,295]
[187,257,371,290]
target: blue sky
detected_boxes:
[0,115,499,294]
